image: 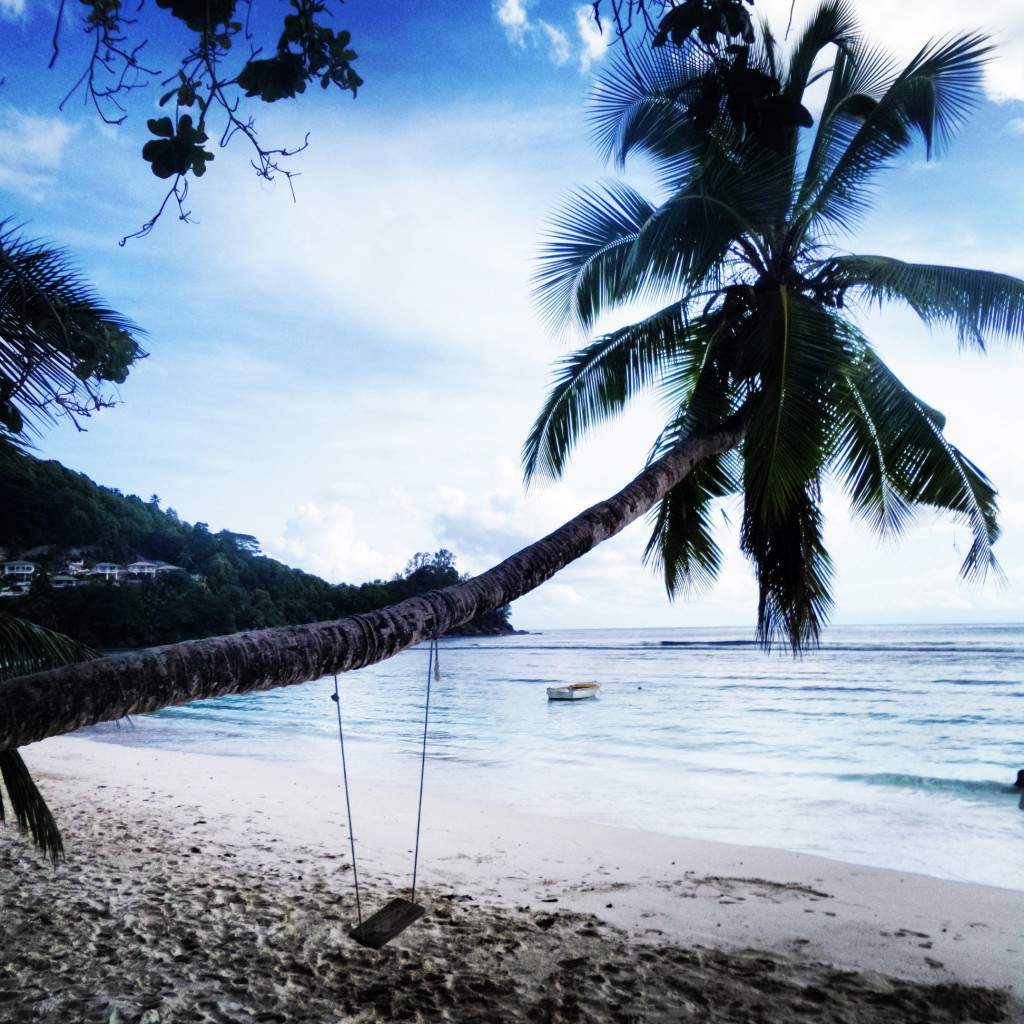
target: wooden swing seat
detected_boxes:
[350,897,425,949]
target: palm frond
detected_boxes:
[832,355,914,537]
[795,41,897,222]
[643,403,741,596]
[0,427,33,467]
[0,613,97,681]
[738,289,849,651]
[589,44,709,179]
[797,32,990,237]
[0,614,97,862]
[740,288,855,522]
[0,749,64,864]
[741,480,834,652]
[655,303,745,426]
[0,221,145,435]
[784,0,860,102]
[524,301,693,482]
[836,352,999,580]
[829,256,1024,349]
[761,0,861,215]
[533,182,659,335]
[627,152,772,298]
[644,453,738,596]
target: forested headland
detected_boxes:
[0,458,514,647]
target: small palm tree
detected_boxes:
[526,0,1024,650]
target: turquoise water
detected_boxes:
[81,624,1024,890]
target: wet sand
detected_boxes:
[1,736,1021,1023]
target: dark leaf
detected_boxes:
[653,3,700,48]
[145,116,174,139]
[153,0,235,33]
[237,53,308,102]
[688,73,724,131]
[0,750,64,864]
[0,403,23,433]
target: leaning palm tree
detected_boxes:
[2,2,1022,753]
[526,0,1020,650]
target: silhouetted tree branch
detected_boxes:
[46,0,361,241]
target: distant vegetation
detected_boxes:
[0,458,513,647]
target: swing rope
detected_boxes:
[332,673,363,928]
[411,637,438,903]
[332,637,438,933]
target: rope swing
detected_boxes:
[332,637,439,949]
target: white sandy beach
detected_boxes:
[1,734,1021,1023]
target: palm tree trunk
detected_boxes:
[0,421,745,752]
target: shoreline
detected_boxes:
[3,735,1022,1022]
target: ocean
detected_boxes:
[79,624,1024,891]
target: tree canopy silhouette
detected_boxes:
[43,0,361,240]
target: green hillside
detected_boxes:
[0,457,513,647]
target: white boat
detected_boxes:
[546,682,601,701]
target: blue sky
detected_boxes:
[2,0,1024,631]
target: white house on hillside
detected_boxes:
[126,560,185,577]
[1,561,36,598]
[126,560,160,576]
[2,561,36,577]
[88,563,122,580]
[0,558,187,592]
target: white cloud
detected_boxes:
[0,110,73,167]
[184,102,602,387]
[275,502,403,584]
[0,0,25,19]
[495,0,530,46]
[540,23,572,66]
[494,0,600,70]
[430,459,588,570]
[576,4,608,72]
[535,582,586,606]
[0,108,76,197]
[270,453,590,594]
